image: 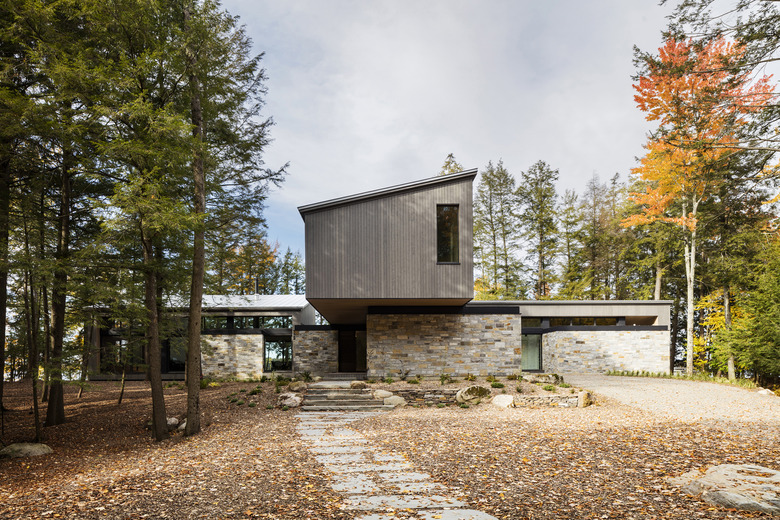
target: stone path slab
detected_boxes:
[296,411,498,519]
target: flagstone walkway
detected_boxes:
[296,411,498,520]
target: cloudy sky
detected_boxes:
[220,0,675,254]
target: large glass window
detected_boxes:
[521,334,542,371]
[264,339,292,371]
[436,204,459,263]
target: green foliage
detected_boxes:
[459,403,469,409]
[281,405,289,411]
[516,386,523,393]
[542,384,556,392]
[506,374,518,381]
[490,382,505,388]
[464,373,476,382]
[485,375,497,383]
[236,400,244,406]
[299,371,313,383]
[439,373,453,385]
[408,379,420,384]
[436,403,446,408]
[559,383,571,388]
[248,402,257,408]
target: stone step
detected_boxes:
[306,389,374,397]
[301,404,395,412]
[304,398,381,406]
[322,372,367,381]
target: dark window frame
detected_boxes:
[436,204,459,264]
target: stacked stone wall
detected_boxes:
[293,329,338,376]
[542,330,670,374]
[366,313,522,378]
[202,335,264,380]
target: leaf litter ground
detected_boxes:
[1,381,778,519]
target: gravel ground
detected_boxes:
[565,374,780,424]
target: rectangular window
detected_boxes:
[264,339,292,371]
[521,334,542,371]
[522,317,542,328]
[436,204,459,263]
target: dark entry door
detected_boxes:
[338,330,357,372]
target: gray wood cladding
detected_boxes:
[303,176,474,300]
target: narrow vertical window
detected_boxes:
[436,204,459,263]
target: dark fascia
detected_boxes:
[297,169,479,219]
[367,305,520,315]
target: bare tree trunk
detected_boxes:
[46,151,71,427]
[654,259,663,301]
[142,232,168,441]
[185,3,204,436]
[683,202,698,377]
[0,150,10,412]
[724,286,736,382]
[23,220,42,441]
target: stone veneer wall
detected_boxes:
[293,329,338,376]
[542,330,670,374]
[366,313,522,378]
[202,335,264,380]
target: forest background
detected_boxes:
[1,0,780,441]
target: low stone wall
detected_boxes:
[367,313,522,378]
[542,330,670,374]
[293,329,338,376]
[513,395,579,407]
[202,335,264,380]
[391,388,459,406]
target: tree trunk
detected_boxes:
[682,202,697,377]
[185,4,204,436]
[46,151,72,427]
[654,259,663,301]
[724,286,736,382]
[0,148,10,412]
[142,232,168,441]
[23,221,42,442]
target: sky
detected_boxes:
[220,0,676,254]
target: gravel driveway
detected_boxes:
[565,374,780,424]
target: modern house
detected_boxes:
[87,170,671,380]
[294,170,671,378]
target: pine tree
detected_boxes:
[517,161,559,299]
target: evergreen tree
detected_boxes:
[473,160,523,298]
[517,160,559,299]
[439,153,464,176]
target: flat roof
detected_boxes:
[297,169,478,218]
[167,294,310,311]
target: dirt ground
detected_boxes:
[1,379,779,519]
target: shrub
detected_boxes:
[399,369,410,381]
[299,371,313,382]
[282,405,290,411]
[559,383,571,388]
[239,389,246,393]
[260,375,269,383]
[436,403,446,408]
[200,378,214,389]
[516,385,523,393]
[236,400,245,406]
[249,386,263,395]
[248,402,257,408]
[506,374,518,381]
[459,403,469,409]
[365,378,377,384]
[383,377,395,384]
[542,384,556,392]
[265,404,273,410]
[464,373,476,382]
[486,374,496,383]
[440,373,453,385]
[229,397,238,403]
[491,382,505,388]
[408,378,420,384]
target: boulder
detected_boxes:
[277,392,303,408]
[455,385,491,404]
[578,391,593,408]
[167,417,179,429]
[312,376,323,382]
[0,443,53,458]
[178,419,187,431]
[373,389,393,399]
[491,394,514,408]
[670,464,780,515]
[350,380,367,389]
[757,388,775,396]
[384,395,407,408]
[289,381,308,392]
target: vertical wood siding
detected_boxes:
[304,177,473,300]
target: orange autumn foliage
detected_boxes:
[626,37,774,231]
